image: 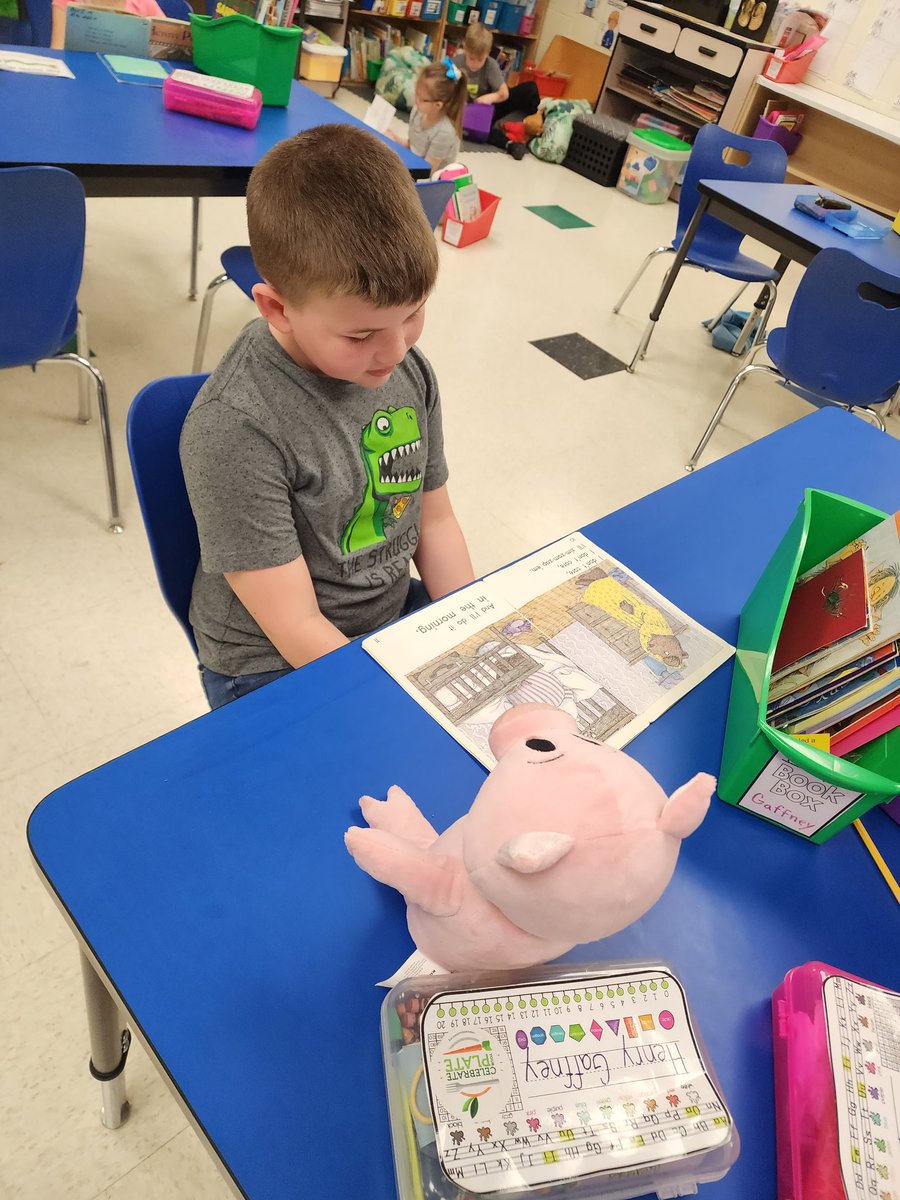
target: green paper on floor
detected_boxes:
[525,205,593,229]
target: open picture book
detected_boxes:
[363,533,734,767]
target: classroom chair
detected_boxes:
[0,166,122,532]
[613,124,788,373]
[191,179,457,372]
[0,0,51,44]
[686,247,899,471]
[126,374,208,653]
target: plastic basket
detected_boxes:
[190,13,301,105]
[518,11,534,32]
[421,0,441,16]
[442,188,500,247]
[563,114,631,186]
[389,0,408,14]
[461,100,494,141]
[299,39,347,82]
[519,64,569,97]
[366,55,383,81]
[480,0,500,25]
[718,488,900,844]
[496,0,524,30]
[447,0,472,20]
[753,114,803,155]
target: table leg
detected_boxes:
[627,195,710,373]
[190,197,201,301]
[80,950,131,1129]
[731,254,791,357]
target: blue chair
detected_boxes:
[0,0,51,44]
[191,179,457,371]
[686,248,900,470]
[613,124,789,372]
[126,374,208,653]
[0,166,122,531]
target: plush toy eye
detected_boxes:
[526,738,557,753]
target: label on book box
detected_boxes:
[737,751,861,836]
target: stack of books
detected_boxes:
[767,512,900,758]
[617,63,725,124]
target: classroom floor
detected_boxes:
[1,86,897,1199]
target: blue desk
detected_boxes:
[632,179,900,367]
[28,408,900,1199]
[0,45,428,194]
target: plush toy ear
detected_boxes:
[657,773,715,838]
[489,704,578,761]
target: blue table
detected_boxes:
[28,408,900,1199]
[631,179,900,367]
[0,45,429,294]
[0,45,428,193]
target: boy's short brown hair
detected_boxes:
[246,124,439,308]
[464,21,493,58]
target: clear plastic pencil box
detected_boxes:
[381,961,739,1200]
[162,69,262,130]
[772,961,900,1200]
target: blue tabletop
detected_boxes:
[28,408,900,1200]
[0,45,428,176]
[699,180,900,274]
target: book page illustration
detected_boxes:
[364,534,734,766]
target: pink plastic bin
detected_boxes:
[772,962,891,1200]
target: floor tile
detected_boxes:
[100,1128,234,1200]
[530,332,627,379]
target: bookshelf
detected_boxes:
[343,0,548,89]
[595,0,772,143]
[296,0,350,96]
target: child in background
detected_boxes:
[394,59,468,173]
[453,22,540,160]
[180,125,475,709]
[51,0,164,47]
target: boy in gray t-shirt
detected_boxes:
[180,125,474,709]
[453,22,540,161]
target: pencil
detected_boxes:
[853,818,900,905]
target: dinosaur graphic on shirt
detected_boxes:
[340,406,423,554]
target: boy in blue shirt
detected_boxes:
[181,125,474,708]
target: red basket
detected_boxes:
[520,65,569,97]
[442,189,501,248]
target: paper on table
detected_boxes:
[102,53,168,82]
[363,94,396,134]
[0,51,75,77]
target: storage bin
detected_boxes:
[366,55,383,81]
[762,47,817,85]
[190,13,301,105]
[518,11,534,32]
[480,0,500,25]
[442,188,500,247]
[753,113,802,155]
[519,63,570,96]
[447,0,471,21]
[389,0,408,14]
[496,0,524,31]
[461,100,493,141]
[299,39,347,82]
[616,127,691,203]
[563,113,632,185]
[421,0,441,15]
[407,0,422,12]
[718,488,900,844]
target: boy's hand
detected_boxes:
[475,94,496,104]
[224,557,348,669]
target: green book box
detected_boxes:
[718,488,900,844]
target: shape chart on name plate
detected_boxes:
[420,968,734,1190]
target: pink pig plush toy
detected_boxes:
[344,703,714,971]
